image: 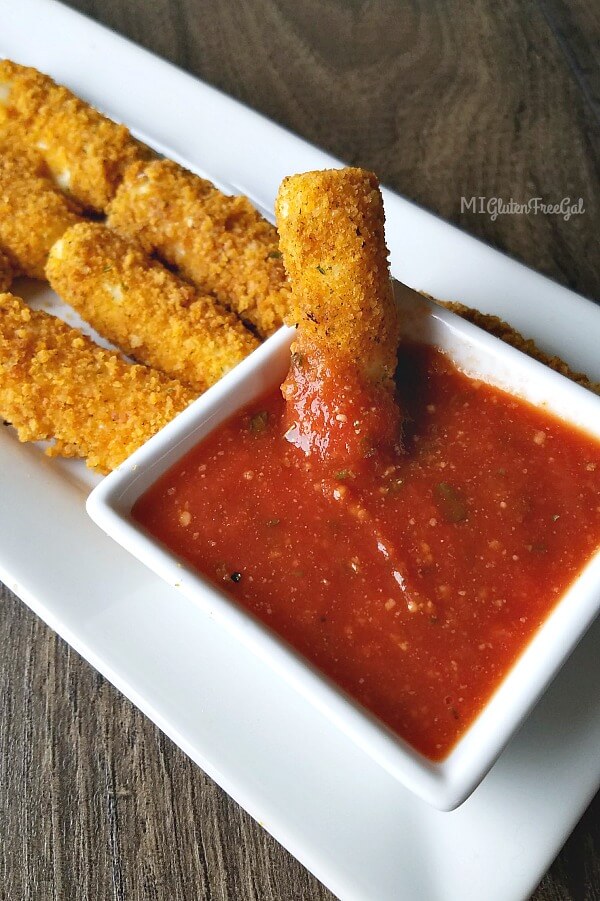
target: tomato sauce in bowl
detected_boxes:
[133,344,600,761]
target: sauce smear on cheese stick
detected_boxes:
[0,292,195,472]
[46,222,259,392]
[275,167,401,463]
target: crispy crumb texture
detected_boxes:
[0,292,196,472]
[46,222,259,391]
[437,300,600,396]
[0,136,82,278]
[108,158,292,337]
[275,167,400,383]
[0,59,151,212]
[0,249,13,292]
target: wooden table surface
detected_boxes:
[2,1,599,898]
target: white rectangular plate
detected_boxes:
[1,2,599,899]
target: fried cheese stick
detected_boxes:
[0,138,82,278]
[46,223,259,391]
[275,168,401,462]
[0,250,13,292]
[0,60,151,212]
[0,292,196,472]
[107,159,291,337]
[276,167,400,383]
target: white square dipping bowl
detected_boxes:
[87,283,600,811]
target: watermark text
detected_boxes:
[460,196,585,221]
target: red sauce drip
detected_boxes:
[280,342,401,464]
[133,345,600,760]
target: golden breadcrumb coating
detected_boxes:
[107,159,291,337]
[46,222,259,391]
[275,167,400,383]
[437,299,600,395]
[0,59,151,212]
[0,249,13,292]
[0,292,196,472]
[0,137,82,278]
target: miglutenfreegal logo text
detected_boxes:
[460,196,585,222]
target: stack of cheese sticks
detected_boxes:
[0,60,293,472]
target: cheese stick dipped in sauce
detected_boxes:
[275,167,402,464]
[46,222,259,392]
[0,137,82,278]
[0,292,195,472]
[0,249,13,292]
[108,159,292,338]
[0,60,151,212]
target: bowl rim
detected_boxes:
[86,286,600,810]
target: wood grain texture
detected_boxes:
[2,1,599,899]
[0,587,329,901]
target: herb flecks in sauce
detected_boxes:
[249,411,269,435]
[434,482,468,523]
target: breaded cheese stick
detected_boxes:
[46,222,259,391]
[275,167,400,384]
[0,249,13,292]
[276,168,401,462]
[0,60,151,212]
[0,138,82,278]
[107,159,291,337]
[0,292,196,472]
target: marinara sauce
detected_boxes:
[133,345,600,760]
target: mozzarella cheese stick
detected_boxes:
[275,167,400,385]
[46,222,259,391]
[0,138,82,278]
[276,168,402,462]
[108,158,291,337]
[0,292,196,472]
[0,59,151,212]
